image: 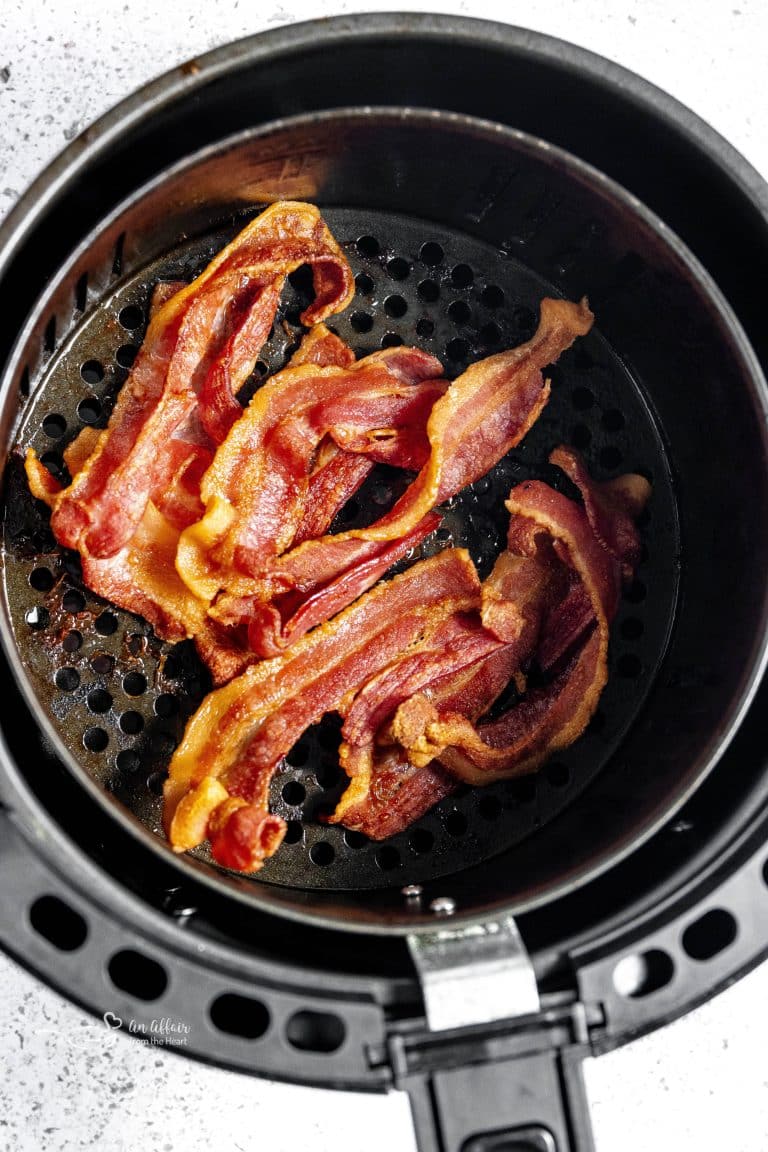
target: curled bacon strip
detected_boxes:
[163,549,481,870]
[176,345,445,602]
[24,320,361,654]
[239,297,593,653]
[391,450,649,785]
[40,202,354,560]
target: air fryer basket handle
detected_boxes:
[404,1046,595,1152]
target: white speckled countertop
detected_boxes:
[1,1,767,1149]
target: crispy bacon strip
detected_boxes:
[330,646,520,837]
[223,513,441,659]
[41,202,354,559]
[164,549,481,870]
[328,549,554,833]
[392,454,649,784]
[176,345,445,602]
[240,298,592,651]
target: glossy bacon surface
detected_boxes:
[163,549,482,869]
[42,202,355,560]
[242,297,593,650]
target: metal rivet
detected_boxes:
[402,884,423,901]
[429,896,456,916]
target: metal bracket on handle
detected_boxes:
[407,915,540,1032]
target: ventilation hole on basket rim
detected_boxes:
[282,780,306,807]
[417,279,440,303]
[119,711,144,735]
[29,895,87,952]
[283,820,304,845]
[375,845,401,870]
[356,235,379,258]
[94,611,118,635]
[209,993,270,1039]
[384,294,407,319]
[90,653,114,676]
[29,567,54,592]
[154,693,178,718]
[62,629,82,653]
[447,299,471,325]
[116,749,141,773]
[419,241,444,266]
[350,310,373,333]
[444,810,468,836]
[600,445,623,470]
[386,257,409,280]
[118,304,144,330]
[481,284,504,308]
[122,671,147,696]
[286,1009,346,1053]
[108,948,168,1001]
[381,332,403,348]
[571,424,592,449]
[451,263,474,288]
[77,396,102,424]
[42,413,66,439]
[147,771,166,796]
[344,829,368,850]
[83,726,108,752]
[613,949,674,998]
[55,667,79,692]
[87,688,112,714]
[355,272,374,295]
[25,606,49,630]
[116,345,138,369]
[416,317,434,338]
[409,827,434,855]
[682,909,738,961]
[80,360,104,385]
[446,337,470,362]
[310,841,335,866]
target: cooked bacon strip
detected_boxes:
[42,202,354,559]
[292,451,374,546]
[176,345,445,601]
[330,646,520,837]
[327,550,553,833]
[392,458,649,784]
[288,322,355,369]
[246,298,593,649]
[232,513,440,658]
[164,549,481,870]
[549,445,650,578]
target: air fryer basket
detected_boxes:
[2,17,768,1152]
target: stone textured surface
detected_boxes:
[1,1,767,1149]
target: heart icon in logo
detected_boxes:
[103,1011,123,1030]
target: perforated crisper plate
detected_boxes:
[2,207,679,890]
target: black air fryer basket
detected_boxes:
[2,16,768,1152]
